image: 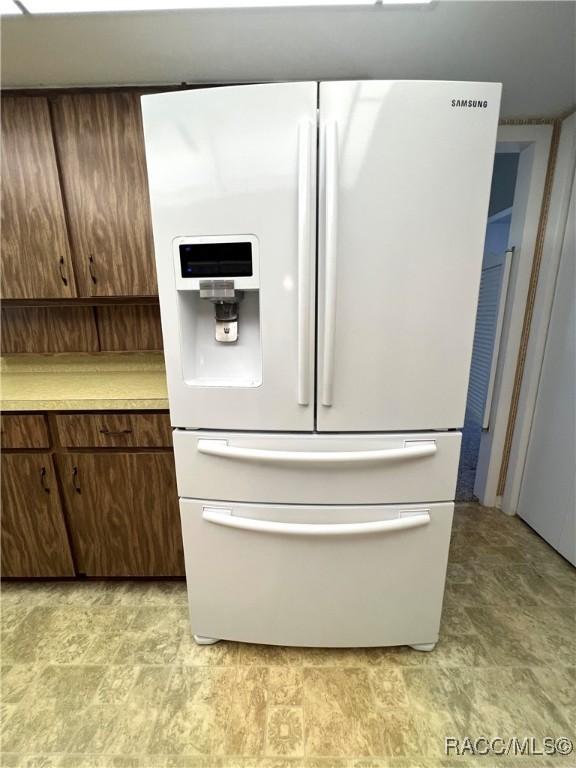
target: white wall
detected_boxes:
[516,162,575,564]
[2,1,575,118]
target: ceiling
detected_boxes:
[1,1,574,118]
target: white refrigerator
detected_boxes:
[141,80,501,650]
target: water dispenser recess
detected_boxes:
[173,235,262,388]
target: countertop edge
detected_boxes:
[1,399,170,412]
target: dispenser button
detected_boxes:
[216,320,238,343]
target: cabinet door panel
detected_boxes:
[1,97,76,299]
[1,306,99,354]
[58,453,183,576]
[52,93,156,297]
[1,415,50,450]
[1,454,75,577]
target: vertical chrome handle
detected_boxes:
[297,119,314,406]
[321,120,338,407]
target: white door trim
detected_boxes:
[504,114,576,514]
[474,124,553,508]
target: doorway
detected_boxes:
[456,151,519,501]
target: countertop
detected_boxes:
[0,352,169,412]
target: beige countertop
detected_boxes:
[0,352,169,412]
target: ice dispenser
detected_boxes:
[174,235,262,387]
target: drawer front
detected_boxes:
[1,415,50,449]
[55,413,172,448]
[181,499,453,647]
[174,431,461,505]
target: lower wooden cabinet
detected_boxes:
[1,453,75,577]
[57,452,184,577]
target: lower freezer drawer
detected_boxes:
[180,499,453,648]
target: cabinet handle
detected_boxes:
[99,428,133,436]
[88,255,97,284]
[58,257,68,287]
[40,466,50,494]
[72,466,81,494]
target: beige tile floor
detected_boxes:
[1,503,574,768]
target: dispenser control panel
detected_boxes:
[180,242,253,278]
[173,235,260,291]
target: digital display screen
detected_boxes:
[179,242,253,278]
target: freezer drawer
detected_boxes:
[180,499,453,647]
[173,430,460,504]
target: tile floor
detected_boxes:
[1,503,574,768]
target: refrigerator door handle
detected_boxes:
[321,119,339,407]
[202,506,431,536]
[297,119,315,406]
[197,438,437,464]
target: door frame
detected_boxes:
[474,123,554,509]
[503,113,576,515]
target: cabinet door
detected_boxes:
[1,97,76,299]
[1,454,75,577]
[51,93,156,297]
[58,452,183,576]
[317,81,501,431]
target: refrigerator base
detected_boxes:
[193,635,220,646]
[191,634,438,652]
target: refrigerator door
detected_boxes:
[141,83,317,431]
[174,429,461,504]
[180,499,453,647]
[317,80,501,432]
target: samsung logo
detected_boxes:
[451,99,488,108]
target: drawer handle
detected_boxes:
[99,428,133,436]
[203,506,431,536]
[197,439,437,465]
[40,467,50,494]
[72,466,81,494]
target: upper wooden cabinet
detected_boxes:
[51,92,157,297]
[1,97,77,299]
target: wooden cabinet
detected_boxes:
[51,93,157,297]
[1,97,77,299]
[1,453,75,577]
[1,414,50,449]
[0,410,181,579]
[57,452,183,577]
[54,412,172,448]
[1,90,158,301]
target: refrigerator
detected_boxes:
[141,80,501,650]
